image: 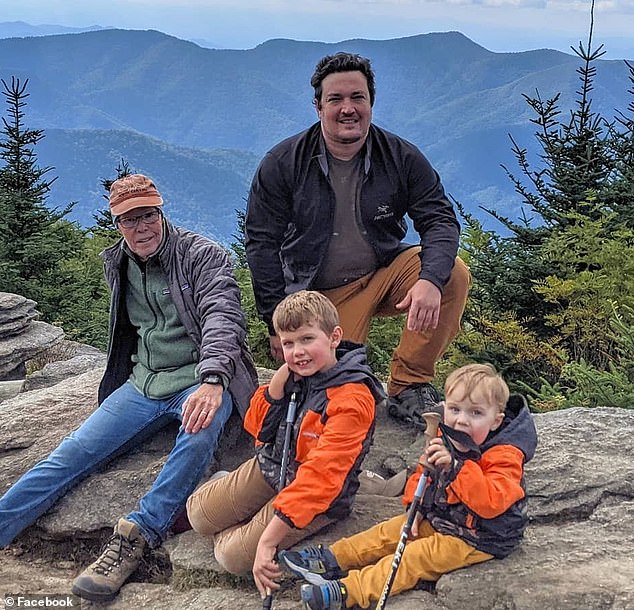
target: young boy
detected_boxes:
[186,290,385,599]
[279,363,538,609]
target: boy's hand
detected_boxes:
[410,511,424,538]
[268,363,291,400]
[253,539,283,597]
[252,515,291,597]
[425,437,453,471]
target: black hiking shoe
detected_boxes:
[387,383,442,430]
[279,544,344,583]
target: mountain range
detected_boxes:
[0,21,109,38]
[0,20,222,50]
[0,27,632,243]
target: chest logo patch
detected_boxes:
[373,204,393,221]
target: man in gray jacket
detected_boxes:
[0,174,258,602]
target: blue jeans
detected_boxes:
[0,381,232,548]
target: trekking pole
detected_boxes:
[278,391,298,495]
[375,411,441,610]
[262,391,299,610]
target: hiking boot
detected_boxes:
[71,518,146,602]
[279,544,344,583]
[301,580,347,610]
[387,383,442,430]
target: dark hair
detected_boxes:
[310,52,376,107]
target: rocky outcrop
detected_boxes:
[22,341,106,392]
[1,363,633,609]
[0,292,65,398]
[0,292,39,337]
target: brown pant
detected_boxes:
[321,250,471,395]
[186,456,335,574]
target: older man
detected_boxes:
[245,52,470,425]
[0,174,257,602]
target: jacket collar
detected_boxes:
[314,123,373,177]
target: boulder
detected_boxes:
[0,379,24,401]
[0,320,64,380]
[0,293,39,338]
[22,342,107,392]
[0,292,65,381]
[1,364,633,610]
[0,365,253,536]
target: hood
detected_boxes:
[308,340,385,404]
[481,394,538,462]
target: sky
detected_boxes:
[2,0,633,58]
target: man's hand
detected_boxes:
[181,383,224,434]
[395,279,441,332]
[269,335,284,362]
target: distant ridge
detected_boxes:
[0,21,110,38]
[36,128,259,243]
[0,28,603,153]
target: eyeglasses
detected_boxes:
[116,209,162,229]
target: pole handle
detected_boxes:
[419,412,441,470]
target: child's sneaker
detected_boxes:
[300,580,347,610]
[279,545,344,583]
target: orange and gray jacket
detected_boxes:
[404,395,538,558]
[244,341,385,529]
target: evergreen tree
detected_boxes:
[470,7,628,325]
[459,2,634,391]
[0,77,84,318]
[230,207,248,269]
[88,158,133,239]
[608,60,634,228]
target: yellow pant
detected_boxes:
[321,250,470,395]
[331,513,492,609]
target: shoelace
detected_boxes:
[92,534,135,575]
